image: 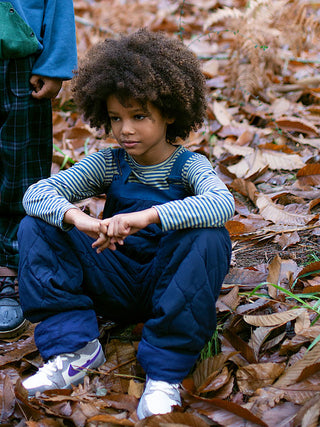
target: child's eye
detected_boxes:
[135,114,146,120]
[109,116,120,122]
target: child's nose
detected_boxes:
[121,120,135,135]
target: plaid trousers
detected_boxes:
[0,56,52,269]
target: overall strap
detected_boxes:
[169,149,196,180]
[111,148,132,181]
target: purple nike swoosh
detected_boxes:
[68,347,101,377]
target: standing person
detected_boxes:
[0,0,77,338]
[18,29,234,419]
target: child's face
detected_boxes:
[106,95,175,165]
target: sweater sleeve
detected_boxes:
[154,153,235,231]
[32,0,77,79]
[22,150,113,230]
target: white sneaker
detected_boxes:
[23,339,105,395]
[137,377,181,419]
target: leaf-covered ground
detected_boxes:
[1,0,320,425]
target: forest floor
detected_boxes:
[2,0,320,426]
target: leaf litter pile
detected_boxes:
[2,0,320,425]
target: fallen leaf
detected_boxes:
[275,117,319,136]
[236,362,286,394]
[244,308,306,327]
[256,194,315,225]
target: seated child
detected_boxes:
[18,28,235,419]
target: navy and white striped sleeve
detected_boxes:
[22,150,113,229]
[154,153,235,231]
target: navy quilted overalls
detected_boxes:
[18,149,232,382]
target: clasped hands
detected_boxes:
[64,207,160,253]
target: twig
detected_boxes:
[100,357,137,376]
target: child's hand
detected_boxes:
[30,75,63,99]
[92,208,160,253]
[64,208,101,239]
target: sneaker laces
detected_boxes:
[39,354,73,376]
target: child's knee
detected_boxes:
[18,215,42,238]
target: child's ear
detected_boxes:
[166,117,175,124]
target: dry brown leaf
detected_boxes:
[135,412,209,427]
[256,194,315,225]
[229,214,271,236]
[271,98,292,117]
[277,383,320,405]
[101,340,137,394]
[274,231,300,250]
[295,397,320,427]
[244,308,306,327]
[297,163,320,186]
[267,255,297,294]
[267,254,282,299]
[198,366,231,394]
[294,261,320,284]
[87,414,134,425]
[297,137,320,149]
[193,352,238,392]
[248,326,275,359]
[294,310,311,335]
[229,178,258,202]
[0,374,16,421]
[217,123,249,138]
[236,362,286,395]
[225,219,256,236]
[223,267,268,291]
[236,298,269,315]
[212,101,233,126]
[259,142,294,154]
[0,335,37,367]
[308,198,320,212]
[64,127,93,149]
[235,129,255,146]
[217,285,240,311]
[223,143,305,177]
[259,401,301,427]
[223,328,257,364]
[275,117,319,136]
[259,149,305,171]
[211,376,235,400]
[182,392,268,426]
[234,199,252,216]
[26,419,66,426]
[275,343,320,387]
[201,58,220,77]
[127,380,144,399]
[261,331,287,352]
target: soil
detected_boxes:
[231,229,320,268]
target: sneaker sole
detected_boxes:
[0,319,30,338]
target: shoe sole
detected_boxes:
[0,319,30,338]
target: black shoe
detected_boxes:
[0,276,29,338]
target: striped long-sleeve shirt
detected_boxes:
[22,145,235,231]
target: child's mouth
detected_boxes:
[121,141,139,148]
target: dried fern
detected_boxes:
[204,0,320,102]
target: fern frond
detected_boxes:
[205,0,319,103]
[204,7,243,31]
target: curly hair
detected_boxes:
[71,28,207,143]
